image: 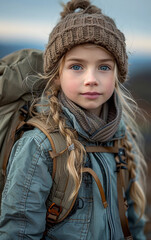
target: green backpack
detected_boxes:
[0,49,132,239]
[0,48,43,203]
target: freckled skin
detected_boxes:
[57,44,115,116]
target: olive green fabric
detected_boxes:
[0,49,44,205]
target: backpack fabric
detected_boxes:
[0,49,133,239]
[0,49,44,204]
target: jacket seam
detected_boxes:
[17,135,51,238]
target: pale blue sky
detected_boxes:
[0,0,151,54]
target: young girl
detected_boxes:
[0,0,147,239]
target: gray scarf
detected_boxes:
[59,91,122,142]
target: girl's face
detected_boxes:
[57,44,115,116]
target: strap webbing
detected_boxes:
[85,145,119,153]
[26,118,57,155]
[115,150,133,240]
[82,167,108,208]
[117,170,133,239]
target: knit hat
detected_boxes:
[44,0,128,82]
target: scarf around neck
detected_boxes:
[59,91,122,142]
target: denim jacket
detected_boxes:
[0,107,146,240]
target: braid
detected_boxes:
[123,128,146,218]
[123,133,136,179]
[49,89,86,198]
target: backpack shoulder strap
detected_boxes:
[86,139,132,239]
[26,118,78,224]
[113,139,132,239]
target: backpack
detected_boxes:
[0,48,43,203]
[0,49,132,239]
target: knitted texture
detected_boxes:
[44,0,128,82]
[59,90,122,142]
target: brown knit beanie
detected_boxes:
[44,0,128,82]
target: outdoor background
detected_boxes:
[0,0,151,238]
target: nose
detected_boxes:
[84,70,98,86]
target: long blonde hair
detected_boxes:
[115,65,147,218]
[31,48,146,218]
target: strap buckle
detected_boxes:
[115,148,128,172]
[47,203,62,222]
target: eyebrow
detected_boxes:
[66,58,114,63]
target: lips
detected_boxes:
[82,92,100,95]
[81,92,101,99]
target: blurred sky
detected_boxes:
[0,0,151,56]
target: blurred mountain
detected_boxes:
[0,42,44,58]
[126,61,151,105]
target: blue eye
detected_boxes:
[99,65,110,71]
[71,65,82,70]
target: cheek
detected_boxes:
[104,77,115,95]
[61,79,79,96]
